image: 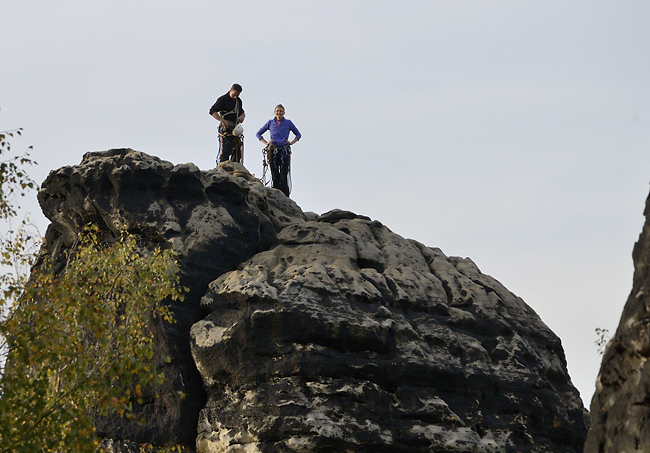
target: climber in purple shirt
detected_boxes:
[256,105,302,197]
[256,105,301,146]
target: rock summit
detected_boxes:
[38,149,587,452]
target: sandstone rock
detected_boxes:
[37,149,306,445]
[192,211,587,452]
[36,150,587,451]
[585,188,650,452]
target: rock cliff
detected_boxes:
[585,188,650,452]
[37,149,587,452]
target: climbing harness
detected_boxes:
[261,143,291,196]
[216,96,244,164]
[217,127,244,164]
[216,97,242,127]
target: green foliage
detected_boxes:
[0,124,184,451]
[0,226,183,452]
[99,441,191,452]
[136,443,191,452]
[595,327,611,356]
[0,128,37,219]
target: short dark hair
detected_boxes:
[275,104,285,110]
[231,83,243,93]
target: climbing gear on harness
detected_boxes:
[232,123,244,137]
[261,143,291,196]
[261,144,271,187]
[216,96,242,125]
[232,133,244,164]
[217,125,244,164]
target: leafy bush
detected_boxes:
[0,227,183,452]
[0,127,183,452]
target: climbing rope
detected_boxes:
[261,144,271,187]
[217,128,244,164]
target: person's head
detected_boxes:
[229,83,242,99]
[274,104,285,120]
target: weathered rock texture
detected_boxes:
[192,211,587,452]
[585,189,650,452]
[37,149,587,452]
[38,149,306,445]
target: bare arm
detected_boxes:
[211,111,231,129]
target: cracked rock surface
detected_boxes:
[586,188,650,452]
[37,150,587,451]
[37,149,306,446]
[192,211,587,452]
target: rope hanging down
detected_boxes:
[217,129,244,164]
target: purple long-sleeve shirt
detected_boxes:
[256,118,301,145]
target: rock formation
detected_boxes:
[585,189,650,452]
[37,149,587,452]
[38,149,304,446]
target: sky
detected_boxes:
[2,0,649,406]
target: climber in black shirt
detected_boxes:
[209,83,245,164]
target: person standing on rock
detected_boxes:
[256,104,301,197]
[210,83,245,164]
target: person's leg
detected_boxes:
[271,150,282,189]
[278,147,291,196]
[219,135,234,162]
[232,137,242,163]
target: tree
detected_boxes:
[0,127,36,219]
[1,228,183,452]
[0,129,184,451]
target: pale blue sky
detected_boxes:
[2,0,650,404]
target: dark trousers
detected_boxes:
[217,126,242,163]
[219,134,236,162]
[270,145,291,196]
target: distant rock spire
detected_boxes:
[585,187,650,452]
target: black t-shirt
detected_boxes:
[209,93,244,123]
